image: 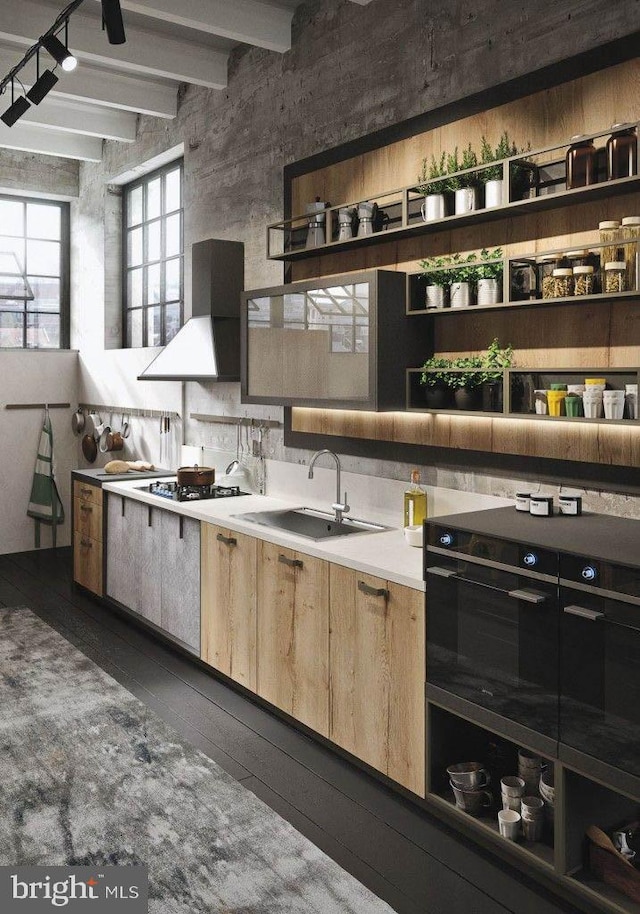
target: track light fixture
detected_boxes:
[0,0,126,127]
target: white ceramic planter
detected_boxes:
[477,277,501,305]
[484,179,503,208]
[425,284,446,309]
[450,281,474,307]
[421,193,446,222]
[454,187,479,215]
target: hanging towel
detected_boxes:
[27,408,65,548]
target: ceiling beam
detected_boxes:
[21,96,137,142]
[91,0,294,54]
[349,0,374,4]
[0,0,228,89]
[0,45,177,118]
[0,122,102,160]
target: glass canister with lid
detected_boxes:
[621,216,640,292]
[553,268,574,298]
[538,256,557,299]
[599,220,622,267]
[607,124,638,180]
[573,266,595,296]
[566,135,597,189]
[604,261,627,293]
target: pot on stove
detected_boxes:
[176,464,215,487]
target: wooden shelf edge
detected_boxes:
[406,290,640,316]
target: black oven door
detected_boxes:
[426,557,559,740]
[560,588,640,777]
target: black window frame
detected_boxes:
[122,159,184,349]
[0,194,70,350]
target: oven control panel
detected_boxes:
[426,524,558,577]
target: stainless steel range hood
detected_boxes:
[138,239,244,381]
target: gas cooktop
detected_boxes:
[137,480,250,502]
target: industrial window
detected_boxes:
[0,195,70,349]
[123,160,184,348]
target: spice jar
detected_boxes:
[621,215,640,292]
[538,256,557,299]
[604,261,626,293]
[607,124,638,180]
[566,135,597,188]
[573,265,595,296]
[599,220,622,267]
[553,268,574,298]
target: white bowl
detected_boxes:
[404,525,424,548]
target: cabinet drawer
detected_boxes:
[74,497,102,541]
[73,480,103,507]
[74,531,103,596]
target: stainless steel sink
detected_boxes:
[234,507,389,540]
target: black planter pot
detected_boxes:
[424,383,452,409]
[454,386,483,411]
[482,381,503,413]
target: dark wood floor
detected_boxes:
[0,547,583,914]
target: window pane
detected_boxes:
[129,268,143,307]
[0,311,23,347]
[128,309,143,348]
[147,220,161,262]
[27,204,60,240]
[147,178,161,220]
[146,305,162,346]
[0,236,25,270]
[127,185,143,226]
[165,302,180,342]
[165,214,180,257]
[128,227,143,266]
[0,298,23,312]
[165,168,181,213]
[27,240,60,277]
[165,258,181,302]
[0,200,23,237]
[27,312,59,349]
[27,277,60,312]
[146,263,161,304]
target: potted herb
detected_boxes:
[479,133,513,208]
[446,355,486,410]
[447,144,480,215]
[420,355,455,408]
[448,252,478,307]
[475,247,504,305]
[480,338,513,411]
[419,255,453,309]
[417,152,449,222]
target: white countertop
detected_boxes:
[102,477,426,590]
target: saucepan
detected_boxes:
[176,465,215,487]
[71,407,85,435]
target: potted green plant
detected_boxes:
[480,337,513,411]
[474,247,504,305]
[447,144,480,215]
[417,152,449,222]
[479,133,513,207]
[420,355,455,408]
[419,255,452,309]
[448,252,478,307]
[446,355,486,410]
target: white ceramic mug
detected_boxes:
[603,389,625,420]
[498,809,521,841]
[583,391,603,419]
[534,390,548,414]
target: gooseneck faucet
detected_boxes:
[308,449,350,524]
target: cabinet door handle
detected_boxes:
[563,604,605,622]
[148,506,153,527]
[80,538,92,548]
[80,505,93,513]
[279,554,303,569]
[80,487,93,497]
[507,588,547,605]
[358,580,389,599]
[217,533,237,547]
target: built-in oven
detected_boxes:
[425,524,559,748]
[560,554,640,779]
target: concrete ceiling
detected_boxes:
[0,0,370,162]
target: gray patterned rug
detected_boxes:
[0,607,395,913]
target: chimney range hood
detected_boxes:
[138,239,244,381]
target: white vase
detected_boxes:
[477,277,501,305]
[425,285,446,309]
[484,179,503,208]
[454,187,479,215]
[421,194,446,222]
[450,282,474,307]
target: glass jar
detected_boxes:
[573,265,595,296]
[621,215,640,292]
[607,125,638,180]
[538,256,557,299]
[565,250,590,273]
[599,220,622,267]
[566,135,597,189]
[604,261,626,293]
[553,268,574,298]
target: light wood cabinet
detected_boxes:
[201,523,258,691]
[256,540,330,736]
[72,481,103,596]
[329,565,426,796]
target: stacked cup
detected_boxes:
[518,749,544,794]
[603,389,625,419]
[626,384,638,419]
[583,378,605,418]
[501,776,525,811]
[447,762,492,816]
[539,768,555,826]
[520,796,545,842]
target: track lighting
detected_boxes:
[26,50,59,105]
[42,33,77,73]
[101,0,126,46]
[0,81,30,127]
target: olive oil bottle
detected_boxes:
[404,469,427,527]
